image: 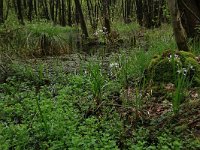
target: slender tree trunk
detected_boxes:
[135,0,143,26]
[60,0,66,26]
[87,0,98,30]
[74,0,89,38]
[16,0,25,25]
[123,0,132,23]
[136,0,164,28]
[33,0,37,16]
[55,0,59,24]
[167,0,189,51]
[5,0,10,20]
[102,0,111,34]
[50,0,55,22]
[28,0,33,21]
[0,0,3,24]
[43,0,50,20]
[67,0,72,26]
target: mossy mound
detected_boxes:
[146,50,200,87]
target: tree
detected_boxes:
[28,0,33,21]
[123,0,134,23]
[16,0,25,25]
[135,0,165,28]
[67,0,72,26]
[167,0,200,51]
[0,0,3,24]
[102,0,111,34]
[178,0,200,38]
[74,0,89,38]
[60,0,66,26]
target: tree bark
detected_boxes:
[74,0,89,38]
[167,0,189,51]
[135,0,164,28]
[178,0,200,38]
[135,0,143,26]
[0,0,3,24]
[60,0,66,26]
[67,0,72,26]
[102,0,111,34]
[28,0,33,21]
[16,0,25,25]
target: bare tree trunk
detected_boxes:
[74,0,89,38]
[136,0,164,28]
[16,0,25,25]
[50,0,55,22]
[135,0,143,26]
[43,0,50,20]
[178,0,200,38]
[67,0,72,26]
[33,0,37,16]
[0,0,3,24]
[102,0,111,34]
[5,0,10,20]
[167,0,189,51]
[28,0,33,21]
[123,0,132,23]
[60,0,66,26]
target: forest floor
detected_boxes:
[0,22,200,149]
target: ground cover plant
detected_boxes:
[1,0,200,149]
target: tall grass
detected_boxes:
[87,60,105,105]
[0,21,77,57]
[170,52,193,114]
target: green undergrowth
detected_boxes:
[1,23,200,149]
[0,21,77,57]
[1,52,200,149]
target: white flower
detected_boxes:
[183,68,187,75]
[94,31,98,36]
[103,27,107,30]
[177,70,181,74]
[109,63,119,68]
[175,54,179,59]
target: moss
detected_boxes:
[146,50,200,87]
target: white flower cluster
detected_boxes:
[168,54,180,62]
[177,68,187,76]
[167,54,195,76]
[177,65,194,76]
[93,27,107,36]
[109,62,119,68]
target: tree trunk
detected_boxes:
[102,0,111,34]
[86,0,98,30]
[74,0,89,38]
[28,0,33,21]
[167,0,189,51]
[0,0,3,24]
[33,0,37,16]
[123,0,132,23]
[135,0,143,26]
[50,0,55,22]
[67,0,72,26]
[43,0,50,20]
[16,0,25,25]
[135,0,164,28]
[60,0,66,26]
[178,0,200,38]
[5,0,10,20]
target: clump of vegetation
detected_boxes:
[147,50,200,86]
[0,21,77,57]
